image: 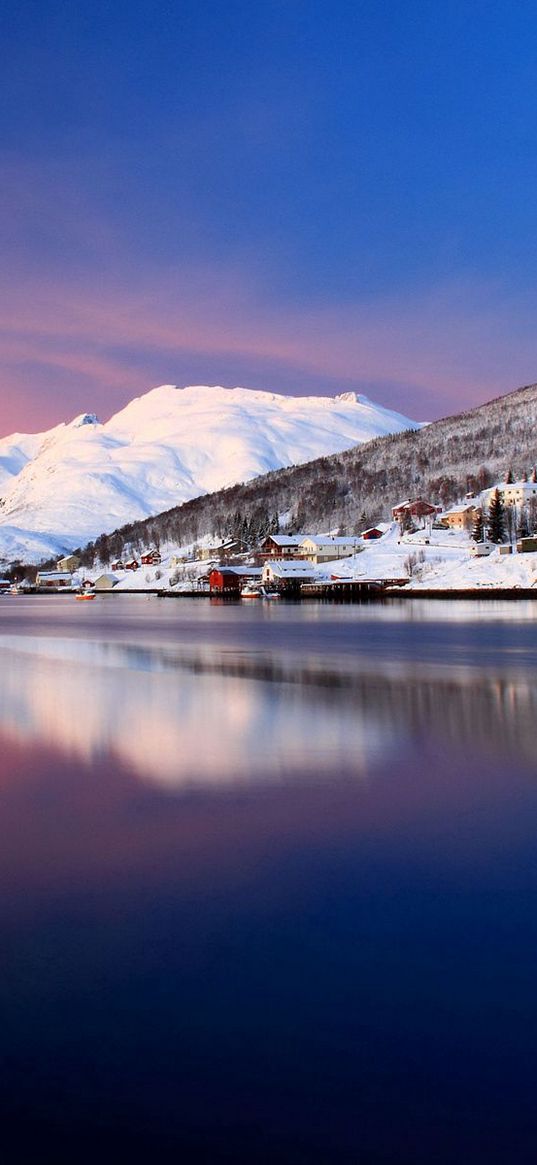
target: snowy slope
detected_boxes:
[0,384,420,562]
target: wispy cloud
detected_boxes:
[1,264,536,434]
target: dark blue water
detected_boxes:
[1,596,537,1162]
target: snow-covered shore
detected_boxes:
[69,523,537,595]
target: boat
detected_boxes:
[241,582,281,600]
[75,592,96,601]
[240,581,262,598]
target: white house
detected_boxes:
[36,570,73,590]
[299,536,361,564]
[482,480,537,509]
[93,573,121,591]
[262,561,317,588]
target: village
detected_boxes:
[3,473,537,600]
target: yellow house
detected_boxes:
[57,554,81,572]
[440,504,479,531]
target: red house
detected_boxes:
[360,527,383,541]
[209,567,262,595]
[124,559,139,571]
[141,550,161,566]
[392,498,438,521]
[260,535,306,559]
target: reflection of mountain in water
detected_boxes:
[0,634,536,791]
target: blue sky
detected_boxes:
[2,0,537,431]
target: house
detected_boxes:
[36,570,73,590]
[262,560,317,592]
[299,536,360,564]
[93,573,121,591]
[140,550,161,566]
[392,498,438,523]
[482,480,537,509]
[360,527,383,541]
[111,561,124,571]
[209,567,262,595]
[260,535,307,559]
[0,579,11,592]
[440,503,480,531]
[124,559,139,571]
[56,554,80,572]
[196,544,225,562]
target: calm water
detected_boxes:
[2,595,537,1163]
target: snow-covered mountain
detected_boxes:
[0,384,421,562]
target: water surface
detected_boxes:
[1,595,537,1162]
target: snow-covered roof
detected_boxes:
[487,480,537,490]
[36,570,72,580]
[300,535,359,547]
[264,561,317,577]
[266,534,307,546]
[441,503,478,516]
[212,566,262,577]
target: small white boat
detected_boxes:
[241,582,262,598]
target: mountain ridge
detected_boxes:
[0,383,420,562]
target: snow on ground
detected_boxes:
[330,524,537,589]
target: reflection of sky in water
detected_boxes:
[0,635,396,788]
[2,601,537,1162]
[1,603,537,789]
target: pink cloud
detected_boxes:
[1,264,537,434]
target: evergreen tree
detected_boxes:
[532,467,537,484]
[471,509,484,543]
[505,467,514,483]
[487,488,505,544]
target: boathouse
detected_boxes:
[261,560,317,593]
[209,567,262,595]
[35,570,73,590]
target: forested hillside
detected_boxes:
[74,381,537,568]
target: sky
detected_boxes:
[2,0,537,434]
